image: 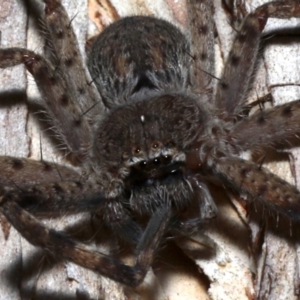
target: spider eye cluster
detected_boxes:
[125,140,175,165]
[129,145,180,171]
[122,136,184,185]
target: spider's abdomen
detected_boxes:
[88,16,190,108]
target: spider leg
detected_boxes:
[186,0,215,96]
[0,156,80,187]
[0,176,142,250]
[0,199,171,287]
[0,166,143,246]
[173,177,217,234]
[0,48,92,162]
[189,176,217,221]
[214,0,300,119]
[41,0,103,116]
[0,155,142,243]
[228,100,300,151]
[0,0,107,162]
[1,180,103,217]
[212,156,300,220]
[0,155,104,217]
[0,155,143,244]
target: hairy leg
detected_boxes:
[212,156,300,220]
[229,100,300,151]
[42,0,102,116]
[0,48,91,162]
[0,156,80,187]
[0,0,108,162]
[0,198,171,287]
[186,0,215,96]
[214,0,300,119]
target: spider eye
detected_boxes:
[135,147,141,154]
[139,161,147,168]
[153,157,160,164]
[162,155,171,164]
[152,143,159,149]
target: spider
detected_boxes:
[0,0,300,293]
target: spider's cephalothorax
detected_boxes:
[93,92,214,220]
[1,0,300,290]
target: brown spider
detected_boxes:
[1,0,300,297]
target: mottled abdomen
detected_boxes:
[88,16,190,108]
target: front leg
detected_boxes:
[0,156,80,187]
[0,198,171,287]
[0,157,142,246]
